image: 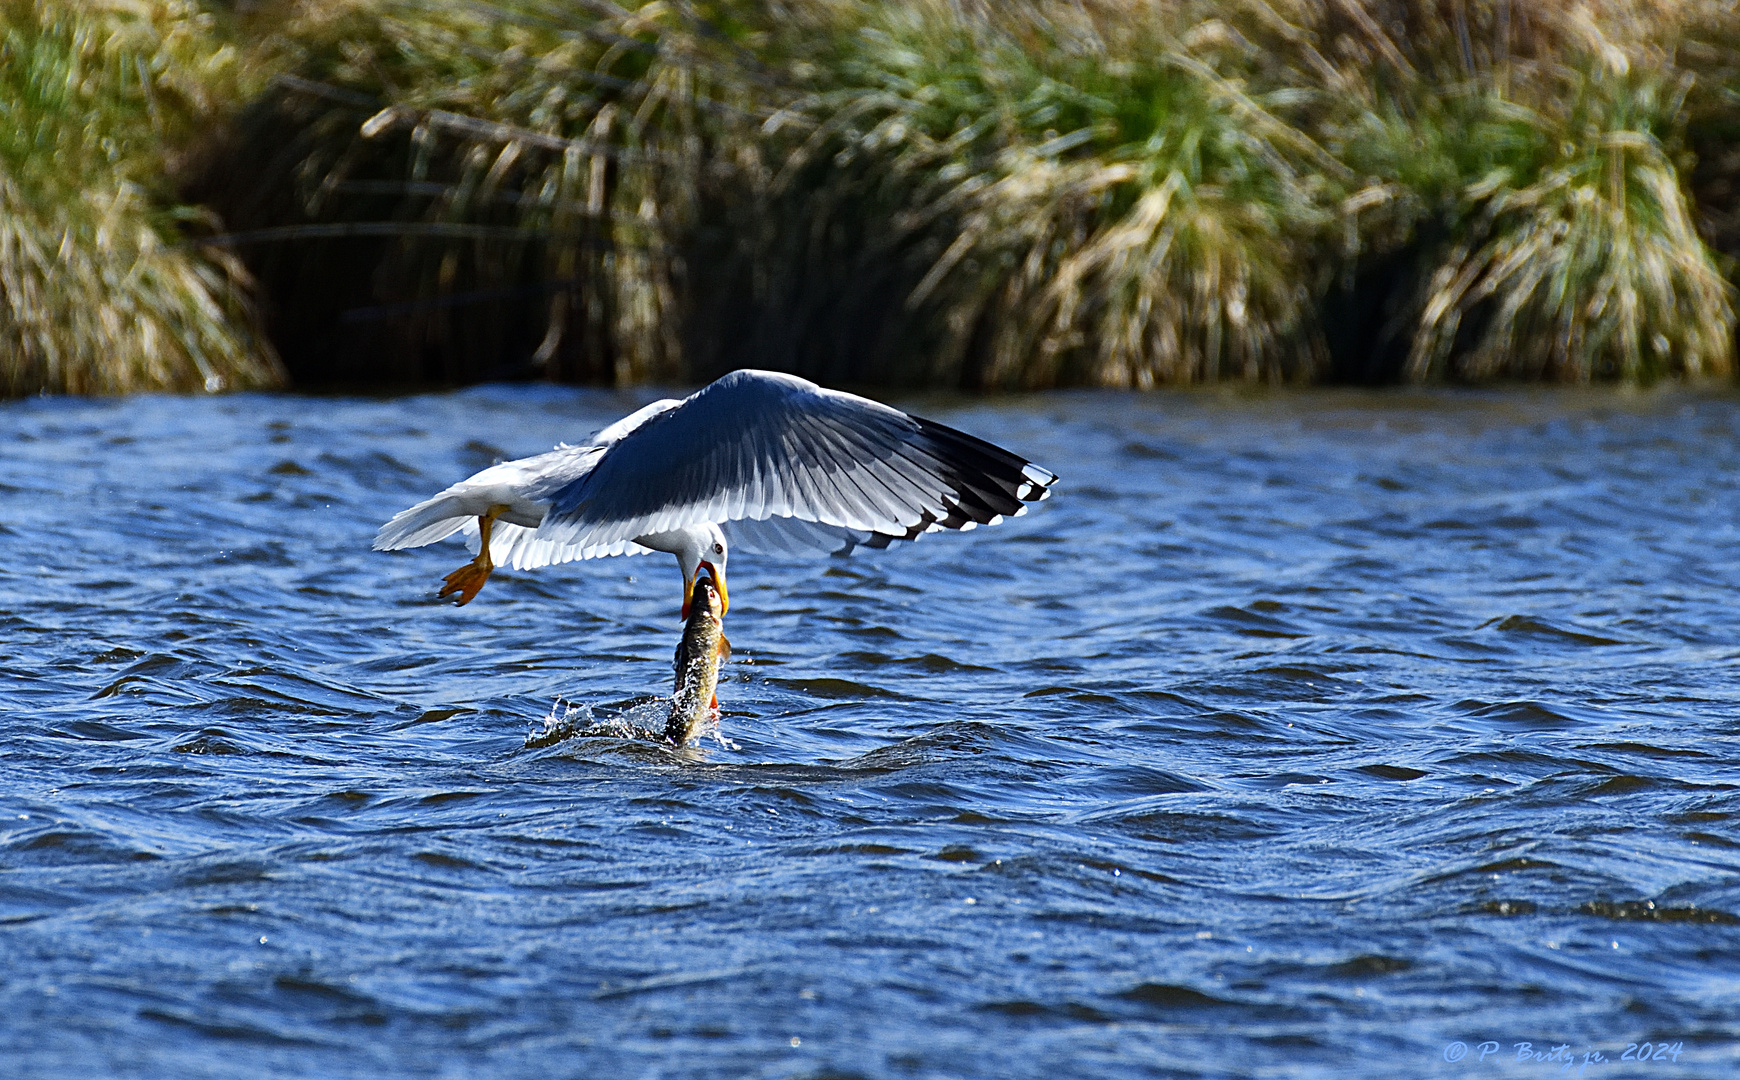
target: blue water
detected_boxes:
[2,385,1738,1079]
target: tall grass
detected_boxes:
[1328,1,1735,382]
[732,1,1343,388]
[714,0,1736,387]
[0,1,282,396]
[8,1,1740,395]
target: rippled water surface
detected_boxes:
[4,386,1740,1079]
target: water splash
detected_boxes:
[524,696,732,749]
[525,698,595,748]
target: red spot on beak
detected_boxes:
[682,561,721,620]
[699,561,727,615]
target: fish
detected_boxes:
[664,570,730,746]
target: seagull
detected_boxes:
[374,369,1057,616]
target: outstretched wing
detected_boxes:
[536,369,1056,554]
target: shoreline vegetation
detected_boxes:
[8,1,1740,396]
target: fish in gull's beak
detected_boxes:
[700,561,728,617]
[682,561,728,619]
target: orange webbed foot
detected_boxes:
[438,559,492,606]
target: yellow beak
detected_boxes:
[683,561,729,619]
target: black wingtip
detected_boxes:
[908,415,1057,523]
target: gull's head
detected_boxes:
[678,523,729,619]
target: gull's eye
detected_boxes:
[713,543,724,555]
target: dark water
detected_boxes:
[4,385,1739,1079]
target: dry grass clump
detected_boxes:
[1408,67,1733,382]
[720,0,1345,388]
[0,0,282,397]
[732,0,1735,387]
[1321,0,1734,382]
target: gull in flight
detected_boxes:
[375,369,1057,615]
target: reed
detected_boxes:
[8,0,1739,394]
[0,0,282,397]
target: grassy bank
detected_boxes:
[0,1,282,396]
[8,1,1740,395]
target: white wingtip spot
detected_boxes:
[987,514,1004,526]
[959,520,977,532]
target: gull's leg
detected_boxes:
[438,504,508,606]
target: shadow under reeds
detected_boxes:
[186,79,570,389]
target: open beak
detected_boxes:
[681,561,729,619]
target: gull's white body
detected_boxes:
[374,369,1056,609]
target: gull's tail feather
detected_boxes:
[374,495,471,551]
